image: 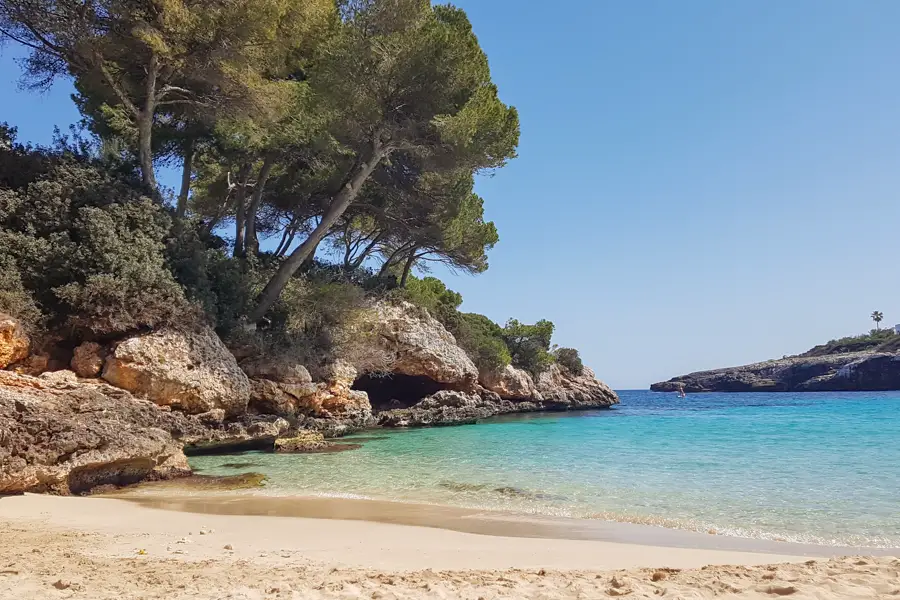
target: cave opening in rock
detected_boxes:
[353,373,444,411]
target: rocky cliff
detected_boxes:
[651,351,900,393]
[0,302,618,494]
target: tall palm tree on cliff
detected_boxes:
[871,311,884,331]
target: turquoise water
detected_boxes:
[190,391,900,548]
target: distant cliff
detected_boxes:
[651,351,900,393]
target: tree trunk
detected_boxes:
[400,247,417,288]
[248,145,386,323]
[233,163,251,258]
[176,138,194,219]
[137,53,159,191]
[244,155,275,257]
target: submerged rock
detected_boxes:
[274,430,327,452]
[102,327,251,417]
[274,430,363,454]
[0,314,29,369]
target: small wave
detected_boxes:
[583,511,898,549]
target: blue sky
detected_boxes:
[2,1,900,388]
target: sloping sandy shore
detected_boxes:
[0,495,897,599]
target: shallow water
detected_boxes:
[189,390,900,548]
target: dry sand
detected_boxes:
[0,494,897,599]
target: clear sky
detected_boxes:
[2,1,900,389]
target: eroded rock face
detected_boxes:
[535,365,619,408]
[70,342,106,378]
[0,314,29,369]
[247,358,373,436]
[369,302,478,389]
[102,327,251,417]
[377,390,501,427]
[240,356,312,385]
[0,371,189,495]
[480,365,542,400]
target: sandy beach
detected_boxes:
[0,494,897,599]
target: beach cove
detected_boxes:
[3,493,899,600]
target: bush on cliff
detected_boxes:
[553,347,584,376]
[0,132,191,339]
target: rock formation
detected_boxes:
[0,371,189,495]
[0,314,29,369]
[479,364,619,409]
[480,364,540,400]
[368,302,479,389]
[70,342,106,378]
[245,358,373,436]
[102,327,251,417]
[0,300,621,494]
[651,351,900,393]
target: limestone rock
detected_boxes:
[479,365,542,400]
[102,327,251,417]
[273,430,327,453]
[39,370,78,386]
[240,357,312,385]
[248,357,372,434]
[535,365,619,408]
[70,342,106,378]
[369,302,478,389]
[377,390,503,427]
[11,353,49,376]
[0,371,190,495]
[0,314,29,369]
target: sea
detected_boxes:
[189,390,900,549]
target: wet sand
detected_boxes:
[0,494,897,599]
[114,491,898,558]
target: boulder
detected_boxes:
[70,342,106,378]
[102,327,251,417]
[273,430,327,453]
[11,353,49,376]
[535,365,619,408]
[240,356,312,385]
[480,365,542,400]
[369,302,478,389]
[0,371,189,495]
[38,370,79,386]
[0,314,29,369]
[248,358,373,435]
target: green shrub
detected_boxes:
[454,312,511,372]
[553,347,584,375]
[0,139,191,338]
[802,329,898,357]
[0,253,42,332]
[501,318,555,376]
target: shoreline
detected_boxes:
[109,490,900,559]
[1,495,898,600]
